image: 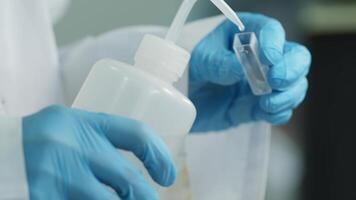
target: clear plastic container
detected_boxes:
[233,32,272,95]
[73,35,196,199]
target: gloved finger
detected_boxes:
[79,111,176,187]
[240,13,286,65]
[254,108,293,125]
[259,78,308,113]
[268,42,311,90]
[90,152,158,200]
[69,175,119,200]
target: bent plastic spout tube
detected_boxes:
[210,0,245,31]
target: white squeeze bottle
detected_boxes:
[72,0,198,199]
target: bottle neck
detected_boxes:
[133,34,190,84]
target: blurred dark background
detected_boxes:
[54,0,356,199]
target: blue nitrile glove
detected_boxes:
[23,105,176,200]
[189,13,311,132]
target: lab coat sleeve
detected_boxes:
[0,116,28,200]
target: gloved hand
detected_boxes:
[23,105,175,200]
[189,13,311,132]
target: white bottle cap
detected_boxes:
[134,34,190,83]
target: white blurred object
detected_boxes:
[266,128,303,200]
[0,0,63,199]
[0,0,62,116]
[0,117,27,199]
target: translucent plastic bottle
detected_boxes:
[72,34,196,199]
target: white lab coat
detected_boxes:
[0,1,271,199]
[0,0,62,198]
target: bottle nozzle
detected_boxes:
[210,0,245,32]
